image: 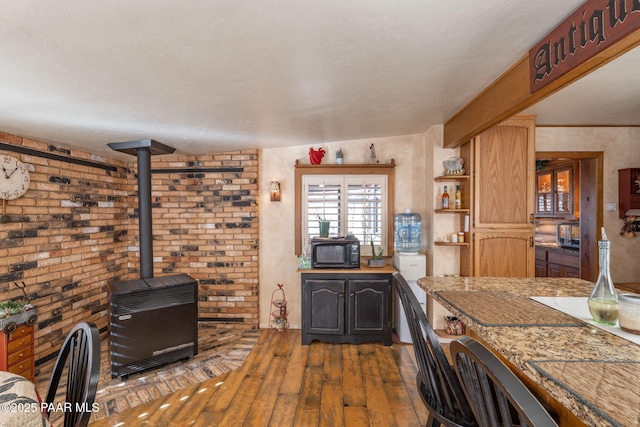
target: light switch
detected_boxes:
[607,202,617,211]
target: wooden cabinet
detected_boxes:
[460,115,536,277]
[536,163,576,217]
[618,168,640,218]
[0,324,35,381]
[535,246,547,277]
[616,282,640,293]
[473,230,533,277]
[301,272,392,345]
[535,246,579,278]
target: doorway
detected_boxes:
[536,151,603,282]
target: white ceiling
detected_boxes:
[0,0,635,161]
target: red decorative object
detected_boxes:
[309,147,325,165]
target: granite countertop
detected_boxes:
[418,276,640,427]
[535,242,580,255]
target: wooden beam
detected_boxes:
[443,28,640,148]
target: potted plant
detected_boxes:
[368,238,384,267]
[336,148,344,164]
[317,215,330,237]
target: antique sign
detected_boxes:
[529,0,640,92]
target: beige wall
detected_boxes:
[257,125,640,328]
[536,127,640,283]
[259,134,429,328]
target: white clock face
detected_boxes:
[0,155,30,200]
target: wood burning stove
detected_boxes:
[108,274,198,378]
[107,139,198,378]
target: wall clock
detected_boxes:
[0,154,30,200]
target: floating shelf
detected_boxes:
[435,208,470,214]
[435,175,470,181]
[434,242,470,247]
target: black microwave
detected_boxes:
[311,236,360,269]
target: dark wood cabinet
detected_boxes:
[301,272,392,345]
[535,247,547,277]
[535,246,579,278]
[536,162,576,218]
[618,168,640,218]
[303,278,345,336]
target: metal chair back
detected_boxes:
[45,322,100,427]
[451,336,558,427]
[393,272,476,427]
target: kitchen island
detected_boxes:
[418,276,640,427]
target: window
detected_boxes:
[303,175,387,250]
[294,162,395,256]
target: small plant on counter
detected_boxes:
[369,238,384,267]
[317,215,330,237]
[370,238,383,259]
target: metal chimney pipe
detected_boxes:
[136,147,153,279]
[107,139,176,280]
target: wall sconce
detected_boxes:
[269,181,281,201]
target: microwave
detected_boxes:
[557,221,580,248]
[311,236,360,269]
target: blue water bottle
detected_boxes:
[394,210,422,254]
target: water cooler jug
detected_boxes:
[394,252,426,343]
[394,210,422,254]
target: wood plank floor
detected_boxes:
[90,329,428,426]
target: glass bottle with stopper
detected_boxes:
[588,228,619,325]
[441,186,449,209]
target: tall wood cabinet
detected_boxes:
[459,115,536,277]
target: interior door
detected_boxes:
[474,121,534,228]
[472,116,535,277]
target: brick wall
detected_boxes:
[133,152,260,328]
[0,134,259,368]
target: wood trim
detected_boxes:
[443,28,640,148]
[294,160,396,255]
[459,141,473,277]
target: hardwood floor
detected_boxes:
[90,329,428,426]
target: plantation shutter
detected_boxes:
[302,175,387,254]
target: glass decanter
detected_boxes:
[587,238,619,325]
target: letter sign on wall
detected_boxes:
[529,0,640,93]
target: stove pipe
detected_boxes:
[108,139,175,279]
